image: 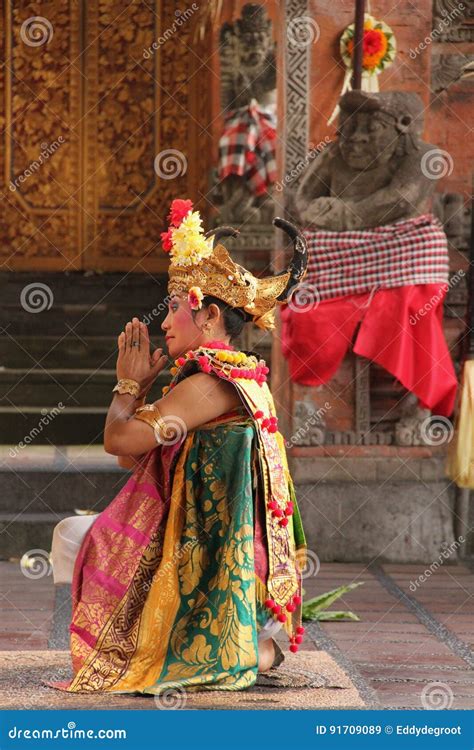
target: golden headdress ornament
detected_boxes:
[160,199,308,330]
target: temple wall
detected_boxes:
[271,0,471,561]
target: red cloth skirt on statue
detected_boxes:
[280,284,458,417]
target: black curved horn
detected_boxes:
[204,225,240,249]
[272,217,308,301]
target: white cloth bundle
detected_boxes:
[50,514,100,585]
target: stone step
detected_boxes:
[0,512,74,560]
[0,270,169,306]
[0,406,113,445]
[0,306,168,337]
[1,271,169,339]
[0,334,167,369]
[0,458,126,515]
[0,445,131,558]
[0,368,170,408]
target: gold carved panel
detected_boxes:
[0,1,211,272]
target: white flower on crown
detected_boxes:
[170,210,213,267]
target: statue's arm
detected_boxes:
[340,149,438,229]
[294,146,333,221]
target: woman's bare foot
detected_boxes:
[257,638,275,672]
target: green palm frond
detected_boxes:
[302,582,364,622]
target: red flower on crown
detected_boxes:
[160,229,173,253]
[160,199,194,253]
[168,198,193,227]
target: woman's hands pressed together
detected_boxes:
[117,317,168,398]
[106,316,242,456]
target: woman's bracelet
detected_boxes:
[112,378,141,398]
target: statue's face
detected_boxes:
[240,30,271,67]
[338,111,398,170]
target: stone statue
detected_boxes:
[290,90,456,446]
[295,91,438,231]
[219,3,276,114]
[216,3,277,224]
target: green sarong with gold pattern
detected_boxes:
[46,346,307,694]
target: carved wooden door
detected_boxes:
[0,1,210,272]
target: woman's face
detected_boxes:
[161,294,224,359]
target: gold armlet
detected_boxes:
[133,404,175,444]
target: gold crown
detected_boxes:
[168,242,292,331]
[162,200,307,331]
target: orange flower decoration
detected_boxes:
[347,28,388,70]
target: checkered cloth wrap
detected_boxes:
[303,213,449,301]
[218,99,277,197]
